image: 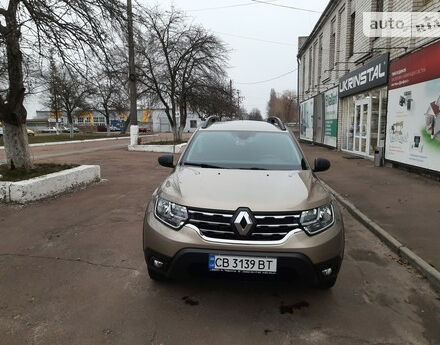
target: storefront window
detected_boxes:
[341,86,388,157]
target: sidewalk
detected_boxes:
[300,142,440,271]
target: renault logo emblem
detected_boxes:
[233,210,254,236]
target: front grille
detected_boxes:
[187,208,302,241]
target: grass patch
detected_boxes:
[421,129,440,149]
[0,133,129,146]
[142,140,187,145]
[0,163,79,182]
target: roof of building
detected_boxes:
[202,120,285,132]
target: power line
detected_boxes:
[186,0,278,12]
[214,31,296,47]
[250,0,322,14]
[237,68,298,85]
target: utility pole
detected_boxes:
[127,0,138,146]
[236,89,242,119]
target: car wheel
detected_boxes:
[315,276,337,289]
[147,267,168,282]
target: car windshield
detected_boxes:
[182,130,304,170]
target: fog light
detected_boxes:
[153,259,164,269]
[322,268,332,276]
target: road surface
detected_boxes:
[0,142,439,345]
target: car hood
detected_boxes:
[158,166,331,212]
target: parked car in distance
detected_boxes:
[0,127,35,137]
[98,125,120,132]
[139,126,151,133]
[61,126,80,133]
[143,117,344,289]
[40,127,58,133]
[109,125,121,132]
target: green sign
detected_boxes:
[324,87,338,147]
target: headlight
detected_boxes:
[155,197,188,229]
[300,204,334,235]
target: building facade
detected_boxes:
[151,110,202,133]
[298,0,440,174]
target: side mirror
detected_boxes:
[313,158,330,172]
[158,155,174,168]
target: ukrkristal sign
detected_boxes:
[385,41,440,173]
[339,53,389,98]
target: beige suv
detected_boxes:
[143,117,344,288]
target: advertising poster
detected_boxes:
[386,41,440,172]
[300,98,314,142]
[324,87,338,147]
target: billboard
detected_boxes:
[324,87,338,147]
[300,98,314,142]
[385,41,440,172]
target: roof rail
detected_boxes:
[266,116,286,131]
[201,115,220,129]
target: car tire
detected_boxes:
[147,267,168,282]
[316,276,337,289]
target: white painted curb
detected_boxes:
[0,165,100,203]
[128,143,187,153]
[320,180,440,293]
[0,134,157,150]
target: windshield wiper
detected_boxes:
[238,167,268,170]
[184,162,228,169]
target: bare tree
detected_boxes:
[57,70,93,138]
[266,89,299,123]
[188,78,238,120]
[0,0,124,170]
[137,7,229,141]
[89,61,129,136]
[247,108,263,121]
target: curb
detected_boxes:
[0,134,157,149]
[128,143,187,153]
[320,180,440,293]
[0,165,100,204]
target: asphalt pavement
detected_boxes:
[0,141,439,345]
[300,142,440,273]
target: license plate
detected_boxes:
[208,254,277,274]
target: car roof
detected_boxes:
[201,120,285,132]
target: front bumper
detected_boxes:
[143,200,345,280]
[145,247,341,283]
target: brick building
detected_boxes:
[297,0,440,174]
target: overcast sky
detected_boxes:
[26,0,328,117]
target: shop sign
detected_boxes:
[300,98,314,142]
[324,87,338,147]
[385,41,440,173]
[339,53,389,98]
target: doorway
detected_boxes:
[353,98,371,156]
